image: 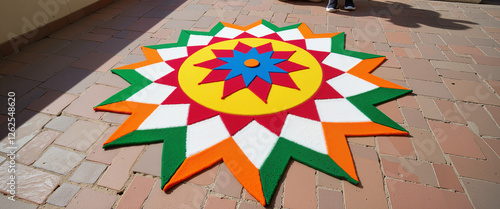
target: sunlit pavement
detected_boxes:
[1,0,500,208]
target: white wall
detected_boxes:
[0,0,99,43]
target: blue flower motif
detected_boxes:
[215,48,287,86]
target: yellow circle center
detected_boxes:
[178,38,323,116]
[244,59,260,68]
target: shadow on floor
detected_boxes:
[0,0,187,143]
[288,0,477,30]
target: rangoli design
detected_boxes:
[95,20,412,205]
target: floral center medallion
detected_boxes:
[179,38,323,115]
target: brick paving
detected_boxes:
[1,0,500,208]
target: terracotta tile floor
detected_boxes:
[1,0,500,208]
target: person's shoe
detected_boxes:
[344,0,356,10]
[326,0,338,12]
